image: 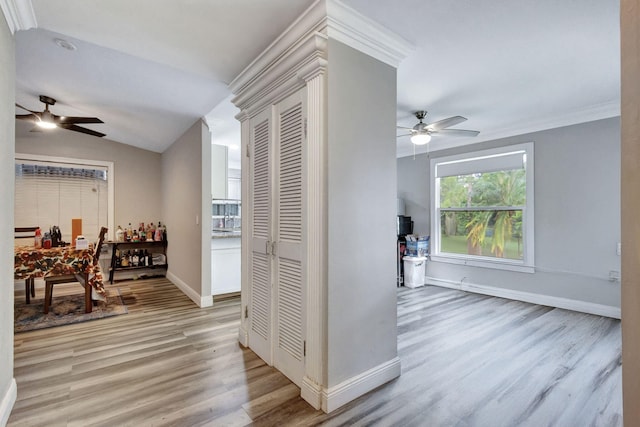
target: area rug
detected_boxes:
[14,289,128,333]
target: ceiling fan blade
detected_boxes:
[16,114,38,121]
[55,115,104,124]
[396,125,413,130]
[15,103,39,114]
[426,116,467,131]
[433,128,480,137]
[59,124,106,138]
[396,133,412,138]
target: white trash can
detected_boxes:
[404,256,427,288]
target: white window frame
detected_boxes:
[430,142,534,273]
[15,153,115,241]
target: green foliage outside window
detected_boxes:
[439,169,526,260]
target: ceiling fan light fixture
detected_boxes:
[411,132,431,145]
[36,121,57,129]
[36,110,57,129]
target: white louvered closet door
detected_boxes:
[248,108,273,364]
[273,89,306,386]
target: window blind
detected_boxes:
[15,162,108,243]
[435,150,526,178]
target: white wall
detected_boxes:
[326,40,399,387]
[0,13,16,425]
[398,117,621,311]
[15,121,162,232]
[161,119,212,307]
[211,143,227,200]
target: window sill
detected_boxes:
[430,254,535,274]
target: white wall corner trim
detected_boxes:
[166,271,213,308]
[321,357,401,413]
[301,376,323,410]
[325,0,414,68]
[426,276,621,319]
[0,0,36,34]
[0,379,17,426]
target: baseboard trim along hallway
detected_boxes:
[426,276,621,319]
[166,271,213,308]
[0,378,16,427]
[322,357,401,413]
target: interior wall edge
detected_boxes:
[0,378,16,427]
[166,271,212,308]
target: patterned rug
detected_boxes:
[14,288,127,333]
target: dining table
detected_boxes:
[14,245,107,313]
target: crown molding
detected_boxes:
[0,0,36,34]
[325,0,414,68]
[230,0,414,98]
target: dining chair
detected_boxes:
[43,227,108,314]
[15,227,39,304]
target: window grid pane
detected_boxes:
[431,142,534,270]
[439,209,524,261]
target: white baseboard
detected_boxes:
[322,357,401,413]
[301,376,323,410]
[426,276,621,319]
[166,271,213,308]
[0,379,16,427]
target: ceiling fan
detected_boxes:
[397,110,479,145]
[15,95,105,138]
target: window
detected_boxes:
[15,154,114,243]
[430,143,534,272]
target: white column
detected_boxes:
[300,64,328,409]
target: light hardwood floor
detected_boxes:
[10,278,622,426]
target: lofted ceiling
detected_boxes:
[11,0,620,162]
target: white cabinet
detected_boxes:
[245,88,306,386]
[211,236,241,295]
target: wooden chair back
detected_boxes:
[15,226,39,240]
[93,227,108,265]
[15,227,39,303]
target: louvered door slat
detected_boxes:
[251,253,270,340]
[277,258,303,361]
[253,119,270,239]
[278,103,303,243]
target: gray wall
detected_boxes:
[15,121,162,233]
[161,119,208,299]
[326,40,398,386]
[0,14,15,423]
[398,117,621,307]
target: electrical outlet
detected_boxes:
[609,270,620,282]
[616,242,621,256]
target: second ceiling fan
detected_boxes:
[397,110,479,145]
[15,95,106,138]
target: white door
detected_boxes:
[248,108,273,364]
[273,90,306,386]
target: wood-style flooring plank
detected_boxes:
[10,280,622,426]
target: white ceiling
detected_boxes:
[12,0,620,161]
